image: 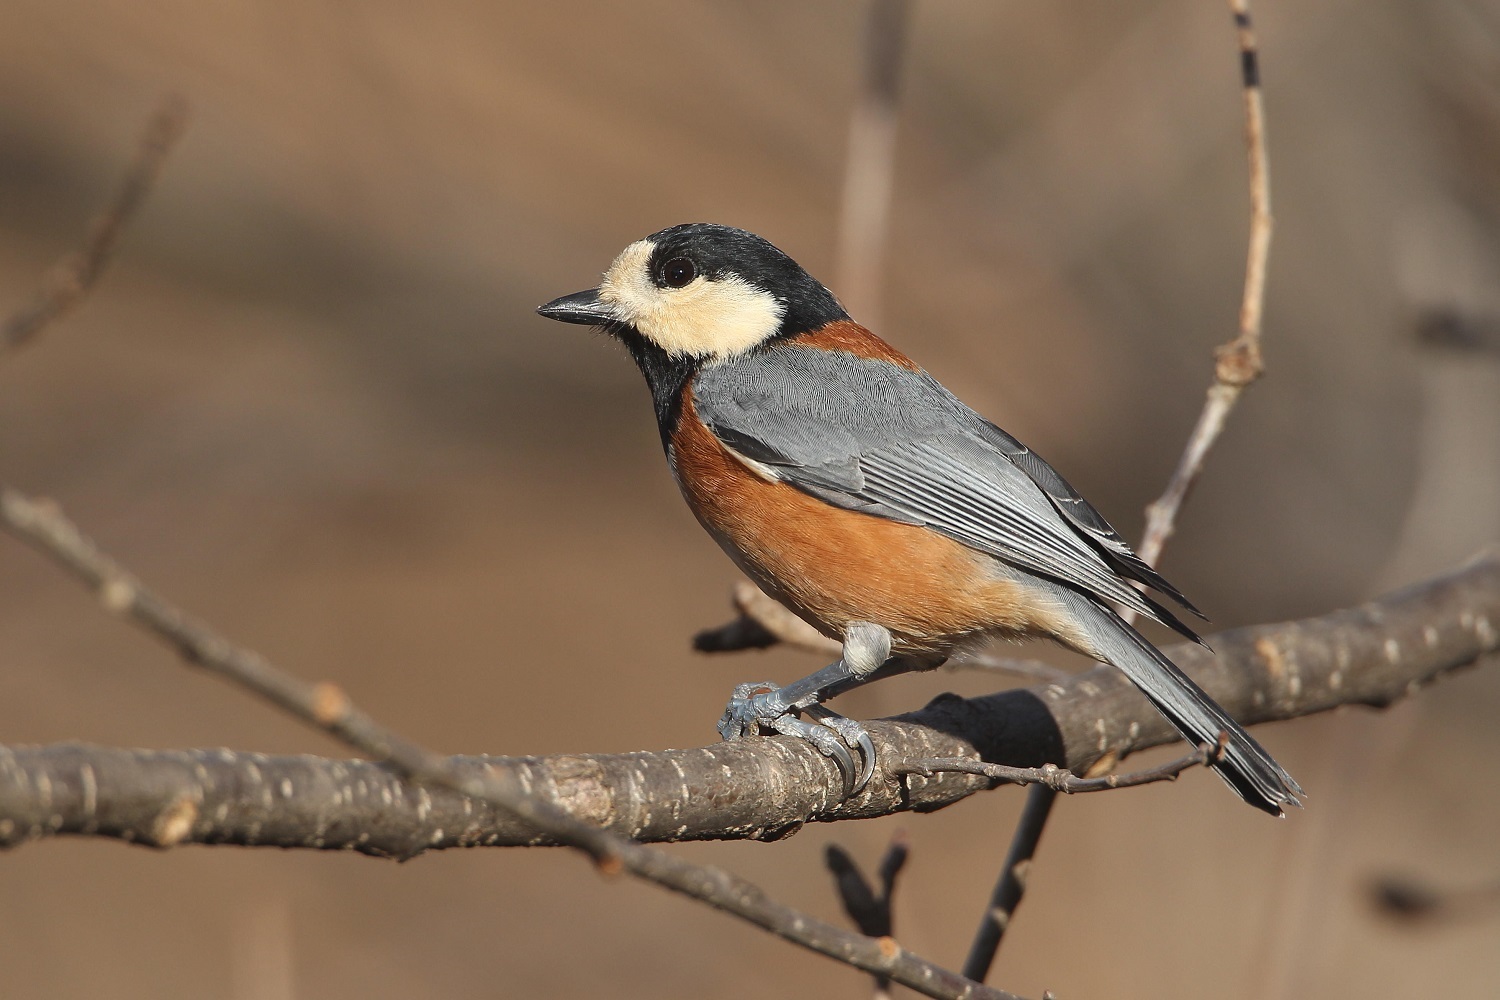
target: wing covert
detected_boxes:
[690,343,1190,628]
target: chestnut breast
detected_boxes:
[669,389,1050,654]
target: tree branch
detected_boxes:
[4,554,1495,856]
[0,487,1020,1000]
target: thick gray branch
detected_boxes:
[2,556,1496,857]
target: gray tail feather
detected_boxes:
[1053,587,1303,816]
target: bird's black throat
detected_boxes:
[619,330,700,447]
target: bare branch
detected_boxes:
[1,95,188,356]
[0,486,1017,1000]
[3,554,1496,855]
[970,5,1279,975]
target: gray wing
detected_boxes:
[692,343,1198,634]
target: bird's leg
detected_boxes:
[717,622,893,796]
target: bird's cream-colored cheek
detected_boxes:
[640,278,785,357]
[598,241,785,358]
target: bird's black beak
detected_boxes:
[536,288,618,326]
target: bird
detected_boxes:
[537,222,1302,816]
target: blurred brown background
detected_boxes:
[2,2,1498,998]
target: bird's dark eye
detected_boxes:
[661,256,696,288]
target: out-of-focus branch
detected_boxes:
[1,95,188,355]
[834,0,910,326]
[0,487,1017,1000]
[696,580,843,655]
[1370,873,1500,924]
[3,554,1495,855]
[1416,306,1500,358]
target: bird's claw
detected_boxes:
[803,705,877,793]
[717,682,876,797]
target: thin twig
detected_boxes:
[0,487,1018,1000]
[1137,0,1271,567]
[901,742,1214,795]
[1,95,188,355]
[966,3,1277,979]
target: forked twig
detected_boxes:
[826,832,911,999]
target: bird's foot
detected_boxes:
[717,682,876,797]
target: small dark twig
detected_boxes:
[959,729,1229,986]
[961,785,1056,984]
[826,832,911,999]
[877,832,911,903]
[961,739,1230,989]
[1,95,188,356]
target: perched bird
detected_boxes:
[538,223,1302,815]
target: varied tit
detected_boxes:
[538,222,1301,815]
